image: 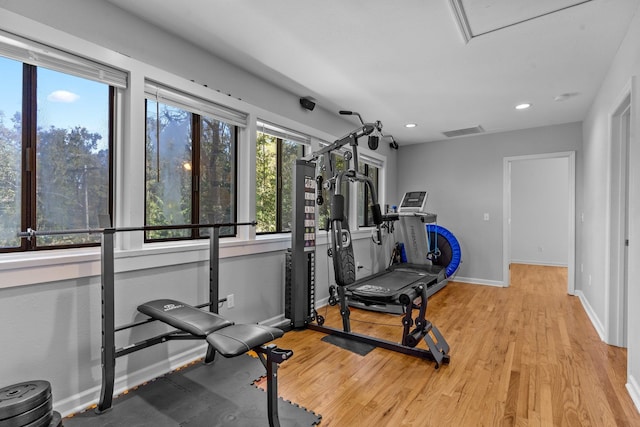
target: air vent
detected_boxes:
[442,125,485,138]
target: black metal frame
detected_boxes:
[17,222,261,412]
[289,120,451,368]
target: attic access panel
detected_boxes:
[450,0,592,42]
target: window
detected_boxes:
[0,48,119,252]
[316,151,350,231]
[358,160,380,227]
[255,122,309,234]
[144,82,243,241]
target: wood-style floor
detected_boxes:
[273,264,640,426]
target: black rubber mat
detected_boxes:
[321,334,375,356]
[64,354,321,426]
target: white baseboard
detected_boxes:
[574,290,606,341]
[55,344,207,417]
[627,374,640,414]
[511,259,568,267]
[451,276,506,287]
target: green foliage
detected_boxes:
[0,109,110,248]
[255,132,277,233]
[144,101,237,240]
[0,112,21,247]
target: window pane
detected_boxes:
[199,115,236,236]
[358,163,379,227]
[358,162,366,226]
[280,139,304,232]
[255,132,277,233]
[36,67,110,246]
[0,57,22,249]
[317,152,349,230]
[145,99,192,240]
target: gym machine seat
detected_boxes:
[137,299,292,427]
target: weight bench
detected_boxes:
[137,299,292,427]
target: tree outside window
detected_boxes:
[255,131,305,233]
[145,99,237,241]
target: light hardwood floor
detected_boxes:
[272,264,640,426]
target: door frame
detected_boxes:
[502,151,576,292]
[607,80,632,347]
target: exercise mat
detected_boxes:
[65,354,321,426]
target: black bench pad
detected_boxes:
[138,299,233,337]
[206,324,284,357]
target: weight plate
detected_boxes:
[0,380,51,420]
[48,411,62,427]
[22,407,54,427]
[2,395,52,427]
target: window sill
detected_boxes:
[0,228,377,289]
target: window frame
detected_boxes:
[255,121,310,235]
[358,161,380,228]
[143,88,241,243]
[144,95,240,243]
[0,58,116,253]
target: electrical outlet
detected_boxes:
[227,294,234,309]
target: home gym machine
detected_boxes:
[345,190,462,314]
[285,114,450,368]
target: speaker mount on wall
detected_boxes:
[299,97,316,111]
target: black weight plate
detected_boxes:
[0,380,51,420]
[2,395,52,427]
[22,407,54,427]
[48,411,62,427]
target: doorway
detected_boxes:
[608,91,631,348]
[503,152,576,293]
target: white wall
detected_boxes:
[397,122,583,286]
[581,1,640,410]
[511,157,569,266]
[0,2,397,416]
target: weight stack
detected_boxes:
[0,380,62,427]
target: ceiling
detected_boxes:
[106,0,639,145]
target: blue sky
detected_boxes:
[0,55,109,149]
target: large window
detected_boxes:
[145,83,242,241]
[0,53,116,252]
[255,122,308,234]
[358,161,380,227]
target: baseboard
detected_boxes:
[55,344,207,417]
[627,374,640,414]
[510,259,568,267]
[451,276,505,287]
[574,290,606,341]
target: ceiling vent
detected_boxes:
[442,125,485,138]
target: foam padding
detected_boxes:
[64,354,321,426]
[138,299,233,337]
[206,324,284,357]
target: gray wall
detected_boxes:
[397,122,582,285]
[511,157,569,266]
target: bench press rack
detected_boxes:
[19,222,293,427]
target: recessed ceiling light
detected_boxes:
[515,103,531,110]
[405,123,417,128]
